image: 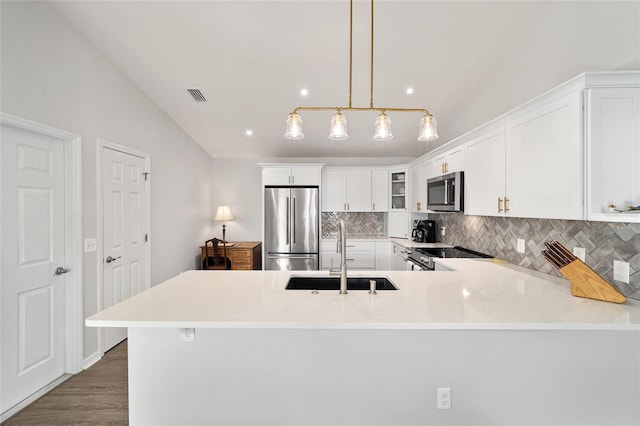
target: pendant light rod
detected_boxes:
[369,0,374,109]
[348,0,353,109]
[285,0,438,141]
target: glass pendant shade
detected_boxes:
[418,114,439,142]
[373,112,393,141]
[284,112,304,139]
[329,112,349,140]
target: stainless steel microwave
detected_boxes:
[427,171,464,212]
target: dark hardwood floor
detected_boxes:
[2,340,128,425]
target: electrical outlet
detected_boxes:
[613,260,630,284]
[84,238,97,253]
[572,247,586,262]
[179,328,195,342]
[437,387,451,410]
[441,226,446,237]
[517,239,525,254]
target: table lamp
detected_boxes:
[214,205,234,244]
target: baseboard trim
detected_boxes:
[0,374,72,422]
[83,351,102,370]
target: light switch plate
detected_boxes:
[613,260,630,284]
[572,247,586,262]
[84,238,97,253]
[516,239,525,254]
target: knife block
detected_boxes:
[558,259,626,304]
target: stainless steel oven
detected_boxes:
[407,246,492,270]
[427,171,464,212]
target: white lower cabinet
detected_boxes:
[374,241,393,271]
[321,241,375,270]
[392,244,408,271]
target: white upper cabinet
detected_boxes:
[321,170,348,211]
[321,169,376,212]
[506,91,583,220]
[464,126,506,217]
[390,169,408,210]
[347,170,373,211]
[410,161,432,212]
[433,146,465,175]
[465,91,583,220]
[409,163,423,212]
[371,170,389,211]
[586,87,640,222]
[262,164,322,186]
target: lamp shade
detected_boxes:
[215,205,234,222]
[373,112,393,141]
[418,114,439,142]
[329,111,349,140]
[284,113,304,139]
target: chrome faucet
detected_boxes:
[329,219,348,294]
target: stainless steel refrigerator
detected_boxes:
[264,186,319,270]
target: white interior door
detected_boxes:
[1,125,67,413]
[101,145,148,352]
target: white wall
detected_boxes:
[442,0,640,149]
[0,2,213,363]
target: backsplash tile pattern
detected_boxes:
[322,212,385,239]
[431,213,640,300]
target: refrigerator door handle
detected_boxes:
[286,196,290,245]
[292,197,296,244]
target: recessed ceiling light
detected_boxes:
[245,129,253,136]
[405,87,414,95]
[300,88,309,96]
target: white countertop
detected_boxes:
[86,259,640,331]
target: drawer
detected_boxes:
[321,241,375,252]
[345,241,375,252]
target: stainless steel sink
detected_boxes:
[285,276,397,291]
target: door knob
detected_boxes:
[53,267,69,276]
[105,256,121,263]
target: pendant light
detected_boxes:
[418,114,439,142]
[373,111,392,141]
[284,112,303,139]
[329,111,348,140]
[284,0,439,143]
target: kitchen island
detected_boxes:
[87,260,640,425]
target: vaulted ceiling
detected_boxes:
[51,1,639,160]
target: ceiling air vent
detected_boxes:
[186,88,207,102]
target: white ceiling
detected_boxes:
[50,1,595,159]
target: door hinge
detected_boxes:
[145,233,149,242]
[143,172,150,181]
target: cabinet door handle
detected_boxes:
[372,202,375,211]
[291,175,295,184]
[504,197,510,213]
[445,162,448,173]
[498,197,503,213]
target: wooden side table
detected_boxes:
[200,241,262,270]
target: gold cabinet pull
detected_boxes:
[498,197,503,213]
[444,162,448,173]
[504,197,510,213]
